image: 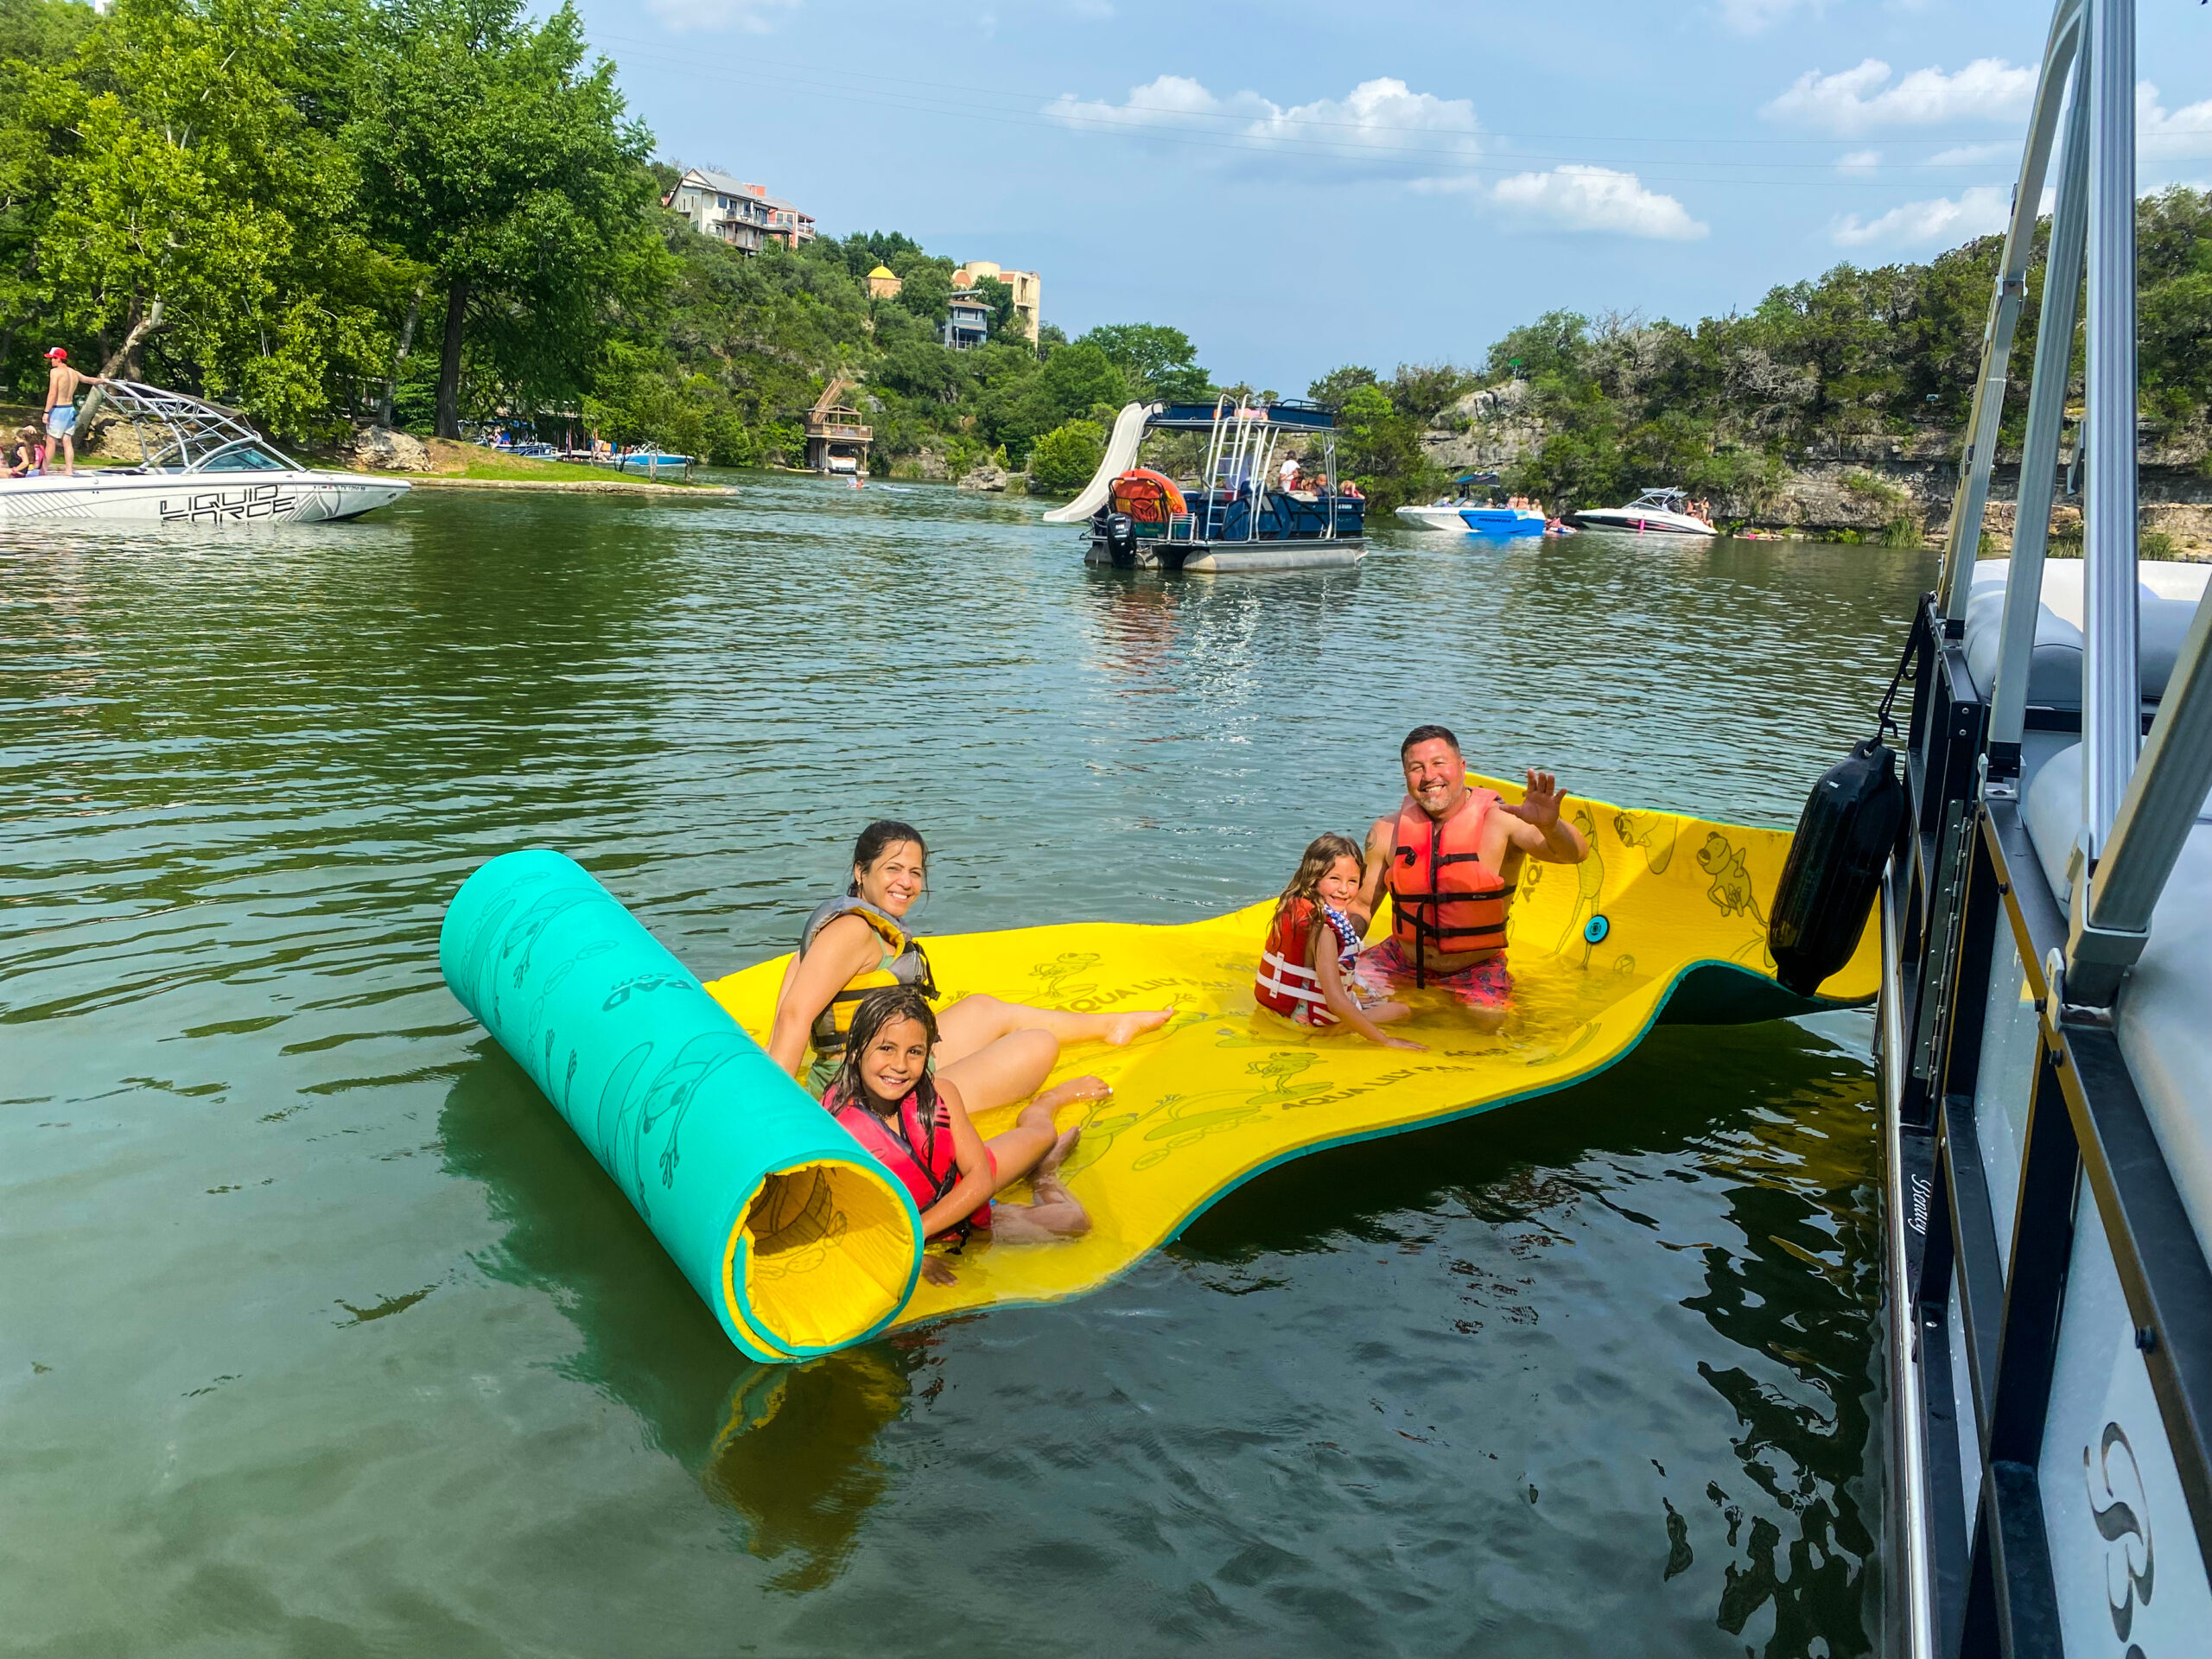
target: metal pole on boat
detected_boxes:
[2079,0,2139,860]
[1936,0,2082,625]
[2067,589,2212,1003]
[1989,29,2092,777]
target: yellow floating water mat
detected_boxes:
[702,776,1878,1333]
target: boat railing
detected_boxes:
[1174,397,1349,545]
[1884,3,2212,1656]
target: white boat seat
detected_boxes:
[2020,741,2212,1257]
[1962,560,2209,710]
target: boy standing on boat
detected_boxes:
[1357,724,1590,1027]
[42,348,108,477]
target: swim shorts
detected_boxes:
[1356,938,1513,1010]
[46,404,75,436]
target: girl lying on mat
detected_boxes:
[1253,834,1425,1051]
[823,985,1097,1285]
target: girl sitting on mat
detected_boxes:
[1253,834,1425,1051]
[768,818,1172,1107]
[824,985,1094,1284]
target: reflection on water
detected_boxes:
[1,475,1928,1656]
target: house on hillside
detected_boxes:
[662,169,816,252]
[663,169,771,252]
[866,265,903,300]
[943,290,991,351]
[952,262,1041,343]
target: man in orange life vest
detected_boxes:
[1357,723,1591,1027]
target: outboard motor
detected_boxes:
[1104,512,1137,566]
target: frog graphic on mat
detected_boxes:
[1612,809,1681,874]
[1551,807,1605,957]
[1244,1051,1330,1104]
[1028,951,1102,1000]
[1130,1091,1273,1171]
[1695,832,1766,923]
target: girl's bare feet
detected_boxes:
[1102,1007,1173,1045]
[1033,1074,1112,1113]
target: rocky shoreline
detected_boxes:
[1420,379,2212,557]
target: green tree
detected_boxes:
[970,275,1018,340]
[1020,340,1124,432]
[1484,310,1588,380]
[351,0,660,435]
[29,0,388,430]
[1306,364,1377,410]
[894,262,951,325]
[1027,417,1104,493]
[1080,322,1209,402]
[1336,381,1435,509]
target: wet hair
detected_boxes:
[848,819,927,899]
[829,984,942,1128]
[1273,832,1364,933]
[1400,723,1461,760]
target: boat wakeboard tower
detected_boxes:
[1771,3,2212,1655]
[0,380,410,524]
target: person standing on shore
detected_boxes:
[41,348,107,477]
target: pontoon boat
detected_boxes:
[1868,3,2211,1654]
[0,381,409,524]
[1044,398,1364,572]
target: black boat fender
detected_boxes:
[1768,639,1912,996]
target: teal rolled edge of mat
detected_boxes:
[437,849,925,1361]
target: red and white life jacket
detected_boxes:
[829,1083,991,1232]
[1389,788,1511,971]
[1255,897,1363,1023]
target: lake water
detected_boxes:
[1,475,1934,1657]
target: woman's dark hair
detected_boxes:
[827,986,938,1119]
[1400,723,1461,759]
[849,819,928,899]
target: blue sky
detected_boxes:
[571,0,2212,395]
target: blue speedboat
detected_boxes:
[1394,502,1546,536]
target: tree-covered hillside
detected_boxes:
[0,0,2202,503]
[1309,188,2212,516]
[0,0,1205,473]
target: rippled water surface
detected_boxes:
[2,476,1934,1656]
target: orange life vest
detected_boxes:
[1254,897,1362,1021]
[1109,468,1186,524]
[1389,789,1510,976]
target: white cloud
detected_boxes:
[2139,83,2212,163]
[1045,75,1480,175]
[1830,184,2032,247]
[1838,149,1883,175]
[1491,166,1709,240]
[1765,58,2036,135]
[641,0,797,29]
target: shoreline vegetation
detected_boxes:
[3,0,2205,550]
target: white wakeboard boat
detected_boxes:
[0,381,410,524]
[1568,487,1713,536]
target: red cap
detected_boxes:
[44,346,65,360]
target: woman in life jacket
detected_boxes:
[823,985,1094,1284]
[1253,835,1424,1051]
[768,819,1173,1107]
